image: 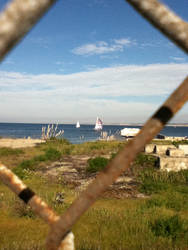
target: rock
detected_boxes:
[54,192,64,204]
[115,176,133,183]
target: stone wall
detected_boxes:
[144,144,175,154]
[153,145,176,155]
[145,144,155,153]
[145,143,188,172]
[178,145,188,155]
[166,148,185,157]
[158,156,188,172]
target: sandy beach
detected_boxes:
[0,138,45,148]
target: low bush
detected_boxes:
[134,153,157,167]
[139,179,168,195]
[44,148,61,161]
[60,145,74,155]
[33,155,47,162]
[86,157,109,173]
[18,159,36,171]
[45,138,71,146]
[150,215,185,240]
[172,140,188,148]
[13,167,32,179]
[13,148,62,179]
[0,147,23,156]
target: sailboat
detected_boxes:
[76,121,80,128]
[94,117,103,131]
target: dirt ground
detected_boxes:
[0,138,145,199]
[39,155,146,199]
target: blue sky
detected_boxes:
[0,0,188,124]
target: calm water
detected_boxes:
[0,123,188,144]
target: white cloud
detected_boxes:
[114,38,132,46]
[71,38,133,56]
[170,56,186,62]
[0,63,188,123]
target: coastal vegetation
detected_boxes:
[0,138,188,249]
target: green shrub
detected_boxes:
[0,147,23,156]
[33,155,47,162]
[134,153,157,167]
[61,145,74,155]
[150,215,185,240]
[58,138,71,145]
[44,148,61,161]
[45,138,71,146]
[172,140,188,148]
[18,159,36,171]
[13,148,61,179]
[13,167,31,179]
[86,157,109,173]
[139,179,168,195]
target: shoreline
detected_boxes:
[0,138,45,148]
[1,121,188,127]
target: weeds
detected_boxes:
[134,153,157,167]
[86,157,109,173]
[13,148,62,178]
[150,215,186,240]
[41,124,64,140]
[13,200,36,218]
[44,148,61,161]
[13,168,32,180]
[0,147,23,156]
[137,166,188,195]
[0,141,188,249]
[172,140,188,148]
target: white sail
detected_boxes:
[94,117,103,130]
[76,121,80,128]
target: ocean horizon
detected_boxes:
[0,122,188,144]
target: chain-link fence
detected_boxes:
[0,0,187,249]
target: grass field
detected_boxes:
[0,139,188,249]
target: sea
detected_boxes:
[0,123,188,144]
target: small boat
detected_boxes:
[76,121,80,128]
[120,127,140,137]
[94,117,103,131]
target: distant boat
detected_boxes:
[76,121,80,128]
[94,117,103,131]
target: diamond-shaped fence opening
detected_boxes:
[0,0,187,249]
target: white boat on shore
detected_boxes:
[94,117,103,131]
[121,127,140,137]
[76,121,80,128]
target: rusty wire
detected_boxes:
[46,76,188,249]
[126,0,188,53]
[0,164,74,250]
[0,0,57,62]
[0,0,188,249]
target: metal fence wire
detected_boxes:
[0,0,188,249]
